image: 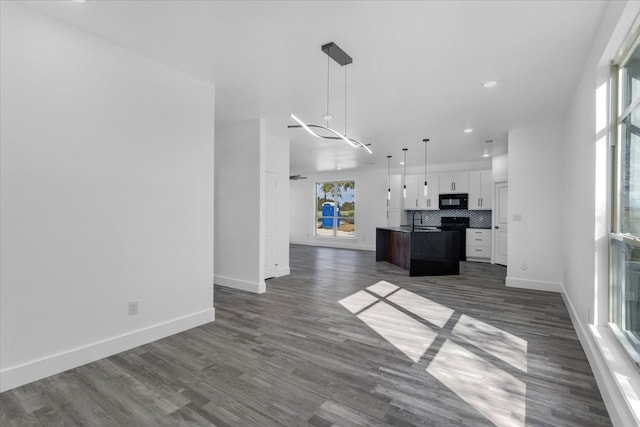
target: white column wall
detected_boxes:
[506,127,563,292]
[0,3,215,392]
[266,135,291,278]
[214,119,266,293]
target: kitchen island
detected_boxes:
[376,227,460,276]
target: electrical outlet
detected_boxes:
[129,301,139,316]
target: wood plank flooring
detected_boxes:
[1,244,611,426]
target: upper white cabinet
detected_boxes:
[468,171,492,210]
[388,174,403,209]
[439,172,469,194]
[402,174,440,210]
[417,173,440,210]
[403,175,419,210]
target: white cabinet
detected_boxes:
[466,228,492,263]
[387,175,402,209]
[403,175,419,210]
[387,175,403,225]
[417,173,439,210]
[468,171,492,210]
[402,174,440,210]
[439,172,469,194]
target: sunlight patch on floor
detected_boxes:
[452,314,528,373]
[338,290,378,314]
[338,282,530,426]
[427,339,526,427]
[357,301,437,363]
[387,288,454,328]
[366,280,399,297]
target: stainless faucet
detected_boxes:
[412,211,423,232]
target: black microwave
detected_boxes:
[439,193,468,210]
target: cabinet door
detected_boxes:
[403,175,419,210]
[468,171,492,210]
[387,175,402,209]
[480,171,493,209]
[417,173,440,210]
[439,173,454,193]
[439,172,469,193]
[468,171,482,209]
[452,172,469,193]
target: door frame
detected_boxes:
[493,180,508,266]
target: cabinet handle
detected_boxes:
[475,238,482,241]
[453,182,456,191]
[415,199,418,207]
[475,249,482,252]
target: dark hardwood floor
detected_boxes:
[1,244,611,426]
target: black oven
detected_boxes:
[439,193,468,210]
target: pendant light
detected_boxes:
[423,138,429,197]
[402,148,408,198]
[288,42,372,154]
[387,155,392,201]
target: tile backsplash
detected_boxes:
[404,209,492,228]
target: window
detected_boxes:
[315,181,355,238]
[611,28,640,365]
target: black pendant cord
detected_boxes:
[344,66,347,137]
[326,54,330,127]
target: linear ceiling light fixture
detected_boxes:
[288,42,372,155]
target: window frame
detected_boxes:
[314,180,356,239]
[609,17,640,367]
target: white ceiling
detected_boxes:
[22,0,607,175]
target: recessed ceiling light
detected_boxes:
[399,161,405,165]
[337,167,342,170]
[464,128,473,134]
[482,80,497,88]
[483,153,490,158]
[72,0,87,3]
[322,113,334,121]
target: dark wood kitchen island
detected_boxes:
[376,227,460,276]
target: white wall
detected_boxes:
[215,119,266,293]
[561,1,640,425]
[0,3,215,392]
[266,134,290,278]
[492,153,508,182]
[290,169,387,251]
[506,127,563,292]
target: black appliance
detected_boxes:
[440,216,470,261]
[439,193,468,210]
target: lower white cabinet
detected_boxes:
[466,228,491,263]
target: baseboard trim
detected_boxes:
[214,275,266,294]
[0,308,215,393]
[560,286,639,427]
[290,239,375,252]
[505,276,562,293]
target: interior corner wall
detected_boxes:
[289,169,387,251]
[215,119,266,293]
[506,126,563,292]
[266,135,290,277]
[0,3,215,392]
